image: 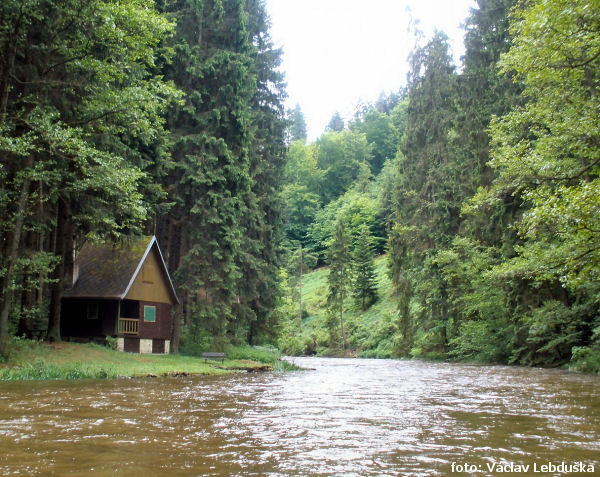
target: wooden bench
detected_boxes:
[31,329,46,340]
[202,352,226,363]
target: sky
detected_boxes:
[265,0,477,141]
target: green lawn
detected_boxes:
[0,338,280,380]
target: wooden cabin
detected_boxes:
[61,236,178,354]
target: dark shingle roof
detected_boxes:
[63,236,178,303]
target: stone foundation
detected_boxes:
[116,337,170,354]
[139,338,153,354]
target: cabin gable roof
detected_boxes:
[63,236,179,304]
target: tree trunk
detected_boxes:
[17,288,35,339]
[36,184,47,332]
[247,319,256,346]
[171,302,182,354]
[169,222,184,353]
[340,288,347,351]
[46,204,70,341]
[298,246,303,327]
[0,158,32,358]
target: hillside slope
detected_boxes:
[282,255,401,357]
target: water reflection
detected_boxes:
[1,358,599,476]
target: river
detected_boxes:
[1,357,599,476]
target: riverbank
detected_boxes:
[0,337,291,380]
[280,257,600,374]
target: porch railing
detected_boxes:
[118,318,139,336]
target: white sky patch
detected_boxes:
[265,0,477,141]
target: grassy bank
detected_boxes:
[0,337,290,380]
[283,257,600,374]
[282,255,399,358]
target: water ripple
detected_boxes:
[0,358,599,476]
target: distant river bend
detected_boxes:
[1,358,599,476]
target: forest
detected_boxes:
[278,0,600,372]
[0,0,286,357]
[1,0,599,372]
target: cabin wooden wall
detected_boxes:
[125,248,173,304]
[137,301,171,341]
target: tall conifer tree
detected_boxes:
[389,32,459,356]
[352,224,378,310]
[287,104,307,143]
[326,218,351,351]
[237,0,287,344]
[155,0,286,349]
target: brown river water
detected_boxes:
[1,357,599,476]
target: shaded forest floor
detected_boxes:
[0,339,286,380]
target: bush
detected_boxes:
[279,334,305,356]
[105,336,118,350]
[448,320,509,363]
[224,345,281,364]
[570,325,600,374]
[570,346,600,374]
[0,359,115,380]
[179,327,214,356]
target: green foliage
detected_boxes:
[358,312,397,358]
[284,141,323,194]
[277,0,599,373]
[0,0,179,354]
[179,323,219,355]
[282,184,321,245]
[510,300,584,367]
[351,107,398,174]
[352,224,378,310]
[104,336,118,351]
[571,328,600,374]
[287,104,307,143]
[448,320,509,363]
[278,323,306,356]
[476,0,600,290]
[0,360,114,381]
[308,190,383,263]
[155,0,287,347]
[278,254,396,358]
[316,130,372,204]
[223,345,281,364]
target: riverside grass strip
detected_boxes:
[0,339,287,380]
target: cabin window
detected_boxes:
[144,305,156,323]
[142,264,155,283]
[87,302,98,320]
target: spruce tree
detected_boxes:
[325,111,345,132]
[156,0,257,347]
[237,0,288,345]
[287,103,307,143]
[155,0,287,349]
[326,218,351,351]
[352,224,378,310]
[390,31,459,356]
